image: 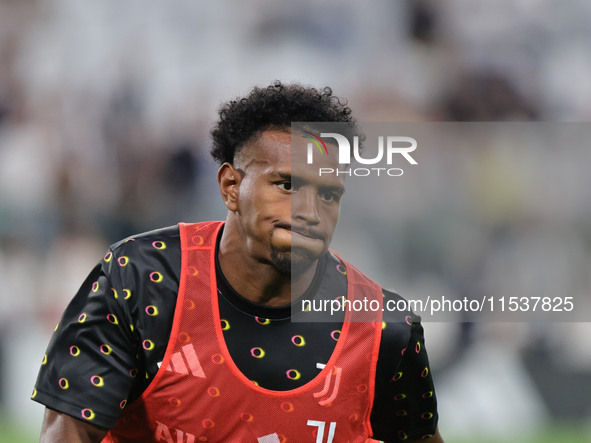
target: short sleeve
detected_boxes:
[371,292,439,442]
[31,249,139,429]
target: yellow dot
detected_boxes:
[207,387,220,398]
[150,272,163,283]
[211,354,225,364]
[90,375,104,387]
[240,412,254,422]
[250,347,265,358]
[81,409,95,420]
[280,402,294,413]
[179,332,191,343]
[286,369,301,380]
[118,256,129,267]
[202,419,215,429]
[145,305,159,316]
[291,335,306,347]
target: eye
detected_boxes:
[319,191,339,202]
[277,182,293,192]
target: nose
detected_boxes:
[292,187,320,224]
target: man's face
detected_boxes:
[232,129,345,274]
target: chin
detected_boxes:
[270,248,318,275]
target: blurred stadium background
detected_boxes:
[1,0,590,441]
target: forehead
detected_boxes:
[238,130,292,165]
[240,129,344,184]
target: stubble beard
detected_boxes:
[270,247,317,276]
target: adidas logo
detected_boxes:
[157,344,206,378]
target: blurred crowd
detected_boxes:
[1,0,590,439]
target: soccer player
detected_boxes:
[33,82,443,442]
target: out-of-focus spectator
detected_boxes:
[438,70,539,121]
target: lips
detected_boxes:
[271,224,327,256]
[276,224,325,241]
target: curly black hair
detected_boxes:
[210,81,356,165]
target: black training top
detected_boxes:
[32,225,438,442]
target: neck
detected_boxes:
[218,219,318,306]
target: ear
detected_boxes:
[217,162,241,212]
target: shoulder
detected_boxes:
[104,225,182,308]
[380,289,421,355]
[109,225,181,255]
[328,251,418,320]
[106,225,182,279]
